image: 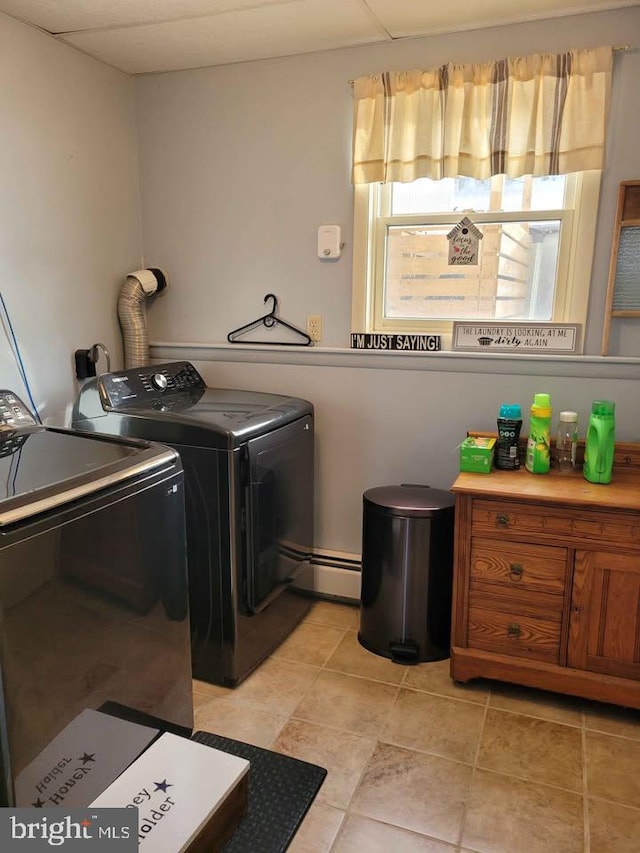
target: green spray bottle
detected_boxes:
[525,393,552,474]
[583,400,615,484]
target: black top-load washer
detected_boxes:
[72,361,314,686]
[0,390,192,807]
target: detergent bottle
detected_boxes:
[495,404,523,470]
[525,393,552,474]
[583,401,616,484]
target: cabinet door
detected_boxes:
[568,550,640,679]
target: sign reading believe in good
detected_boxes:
[447,217,484,266]
[350,333,441,351]
[452,322,580,353]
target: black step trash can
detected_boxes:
[358,484,455,664]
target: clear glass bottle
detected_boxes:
[556,411,578,473]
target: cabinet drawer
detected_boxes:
[467,606,561,663]
[471,499,640,547]
[470,537,567,594]
[468,584,564,620]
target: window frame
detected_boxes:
[351,171,602,352]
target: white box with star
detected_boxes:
[15,709,158,809]
[90,732,249,851]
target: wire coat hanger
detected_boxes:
[227,293,313,346]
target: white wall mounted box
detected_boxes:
[91,732,249,852]
[317,225,341,259]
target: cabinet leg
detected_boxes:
[449,651,474,683]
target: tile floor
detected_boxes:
[192,600,640,853]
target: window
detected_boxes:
[352,171,602,351]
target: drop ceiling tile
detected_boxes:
[0,0,288,34]
[59,0,388,74]
[365,0,640,38]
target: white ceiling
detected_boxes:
[0,0,637,74]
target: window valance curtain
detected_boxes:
[352,46,613,184]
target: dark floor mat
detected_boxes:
[191,730,326,853]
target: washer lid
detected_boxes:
[102,389,312,447]
[363,484,455,517]
[79,362,313,447]
[0,427,176,526]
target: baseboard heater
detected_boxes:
[293,548,361,603]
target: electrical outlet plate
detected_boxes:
[307,315,322,342]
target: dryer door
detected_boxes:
[244,415,314,613]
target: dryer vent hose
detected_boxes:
[117,268,167,369]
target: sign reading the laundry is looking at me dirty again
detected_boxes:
[452,322,581,353]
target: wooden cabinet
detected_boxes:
[568,550,640,681]
[451,452,640,708]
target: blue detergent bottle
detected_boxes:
[495,404,523,470]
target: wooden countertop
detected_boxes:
[451,466,640,511]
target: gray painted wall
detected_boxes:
[0,12,142,423]
[1,9,638,561]
[136,8,640,555]
[135,7,640,356]
[146,348,640,555]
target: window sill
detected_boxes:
[149,340,640,379]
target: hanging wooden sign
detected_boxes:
[447,217,483,266]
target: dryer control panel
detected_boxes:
[0,390,37,457]
[98,361,206,410]
[0,391,37,428]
